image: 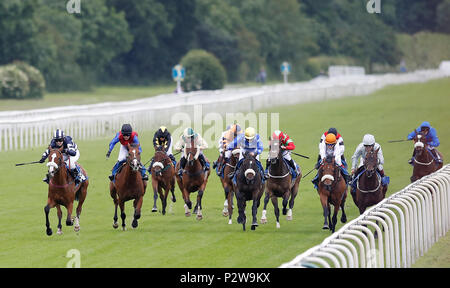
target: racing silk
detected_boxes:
[407,122,440,147]
[42,136,78,159]
[108,131,142,153]
[319,131,345,155]
[351,142,384,171]
[153,129,172,150]
[278,132,295,150]
[174,133,208,151]
[227,133,264,156]
[319,142,343,166]
[218,127,243,152]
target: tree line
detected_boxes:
[0,0,448,92]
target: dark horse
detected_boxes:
[175,139,210,220]
[261,140,301,228]
[233,152,265,231]
[44,147,88,236]
[219,148,240,224]
[150,146,176,215]
[110,143,146,230]
[352,147,387,214]
[411,131,443,182]
[317,155,347,233]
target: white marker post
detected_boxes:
[172,64,185,94]
[281,62,291,84]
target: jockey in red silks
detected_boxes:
[106,124,148,182]
[265,130,300,179]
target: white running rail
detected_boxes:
[0,67,449,152]
[280,164,450,268]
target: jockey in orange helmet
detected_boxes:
[265,130,300,178]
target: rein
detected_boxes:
[357,172,381,193]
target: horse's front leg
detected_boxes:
[227,189,234,224]
[331,203,340,233]
[56,205,63,235]
[261,190,270,224]
[119,200,126,231]
[44,199,55,236]
[251,193,260,230]
[282,190,290,216]
[160,186,168,215]
[132,196,143,229]
[182,188,192,217]
[196,189,204,220]
[271,195,280,229]
[236,190,246,231]
[319,193,329,230]
[65,201,74,227]
[152,182,158,212]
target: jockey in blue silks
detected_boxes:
[106,124,148,182]
[226,127,265,182]
[407,121,442,164]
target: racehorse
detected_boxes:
[317,155,347,233]
[219,148,240,224]
[233,152,265,231]
[150,146,176,215]
[175,138,210,220]
[44,147,88,236]
[352,147,387,214]
[261,140,301,228]
[110,143,146,230]
[411,131,443,182]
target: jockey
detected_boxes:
[265,130,300,179]
[149,126,176,174]
[213,123,242,175]
[407,121,442,164]
[227,127,265,181]
[312,133,351,189]
[350,134,389,196]
[317,127,347,169]
[106,124,148,181]
[39,129,86,185]
[174,127,209,177]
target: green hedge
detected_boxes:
[180,49,227,92]
[0,62,45,99]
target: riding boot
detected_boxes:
[43,174,49,184]
[264,158,270,179]
[199,154,210,171]
[288,159,298,178]
[178,157,186,177]
[408,150,416,165]
[71,168,80,185]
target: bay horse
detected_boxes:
[233,152,265,231]
[175,138,210,220]
[261,140,301,228]
[150,146,176,215]
[411,131,443,182]
[317,155,347,233]
[220,148,240,224]
[110,143,146,230]
[44,147,88,236]
[352,147,387,214]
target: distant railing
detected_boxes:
[279,164,450,268]
[0,67,449,152]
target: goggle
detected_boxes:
[55,138,63,142]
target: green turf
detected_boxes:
[0,78,448,267]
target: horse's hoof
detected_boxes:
[57,228,63,235]
[172,197,176,203]
[276,222,281,229]
[223,211,229,217]
[260,218,267,224]
[112,223,119,229]
[251,223,258,230]
[242,224,246,231]
[322,225,329,230]
[66,220,73,226]
[152,207,158,213]
[185,212,191,217]
[228,219,232,225]
[196,214,203,221]
[282,208,287,215]
[132,220,138,229]
[286,215,293,221]
[122,226,126,231]
[46,228,53,236]
[74,226,80,232]
[341,216,347,223]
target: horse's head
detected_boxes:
[152,148,169,176]
[413,130,427,157]
[320,155,336,189]
[127,143,141,172]
[241,152,258,183]
[185,138,200,166]
[230,148,240,165]
[268,139,282,165]
[364,146,379,178]
[46,146,64,179]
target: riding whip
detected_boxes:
[302,167,316,178]
[15,161,42,166]
[291,152,310,159]
[387,139,410,143]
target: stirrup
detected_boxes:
[109,175,114,181]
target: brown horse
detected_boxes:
[261,140,301,228]
[219,148,240,224]
[175,139,210,220]
[411,132,443,182]
[233,152,265,231]
[150,146,176,215]
[110,143,146,230]
[317,155,347,233]
[44,147,88,236]
[352,147,387,214]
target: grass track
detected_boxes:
[0,78,449,267]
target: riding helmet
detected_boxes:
[121,124,133,136]
[53,129,65,141]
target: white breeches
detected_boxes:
[63,150,80,170]
[118,145,129,162]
